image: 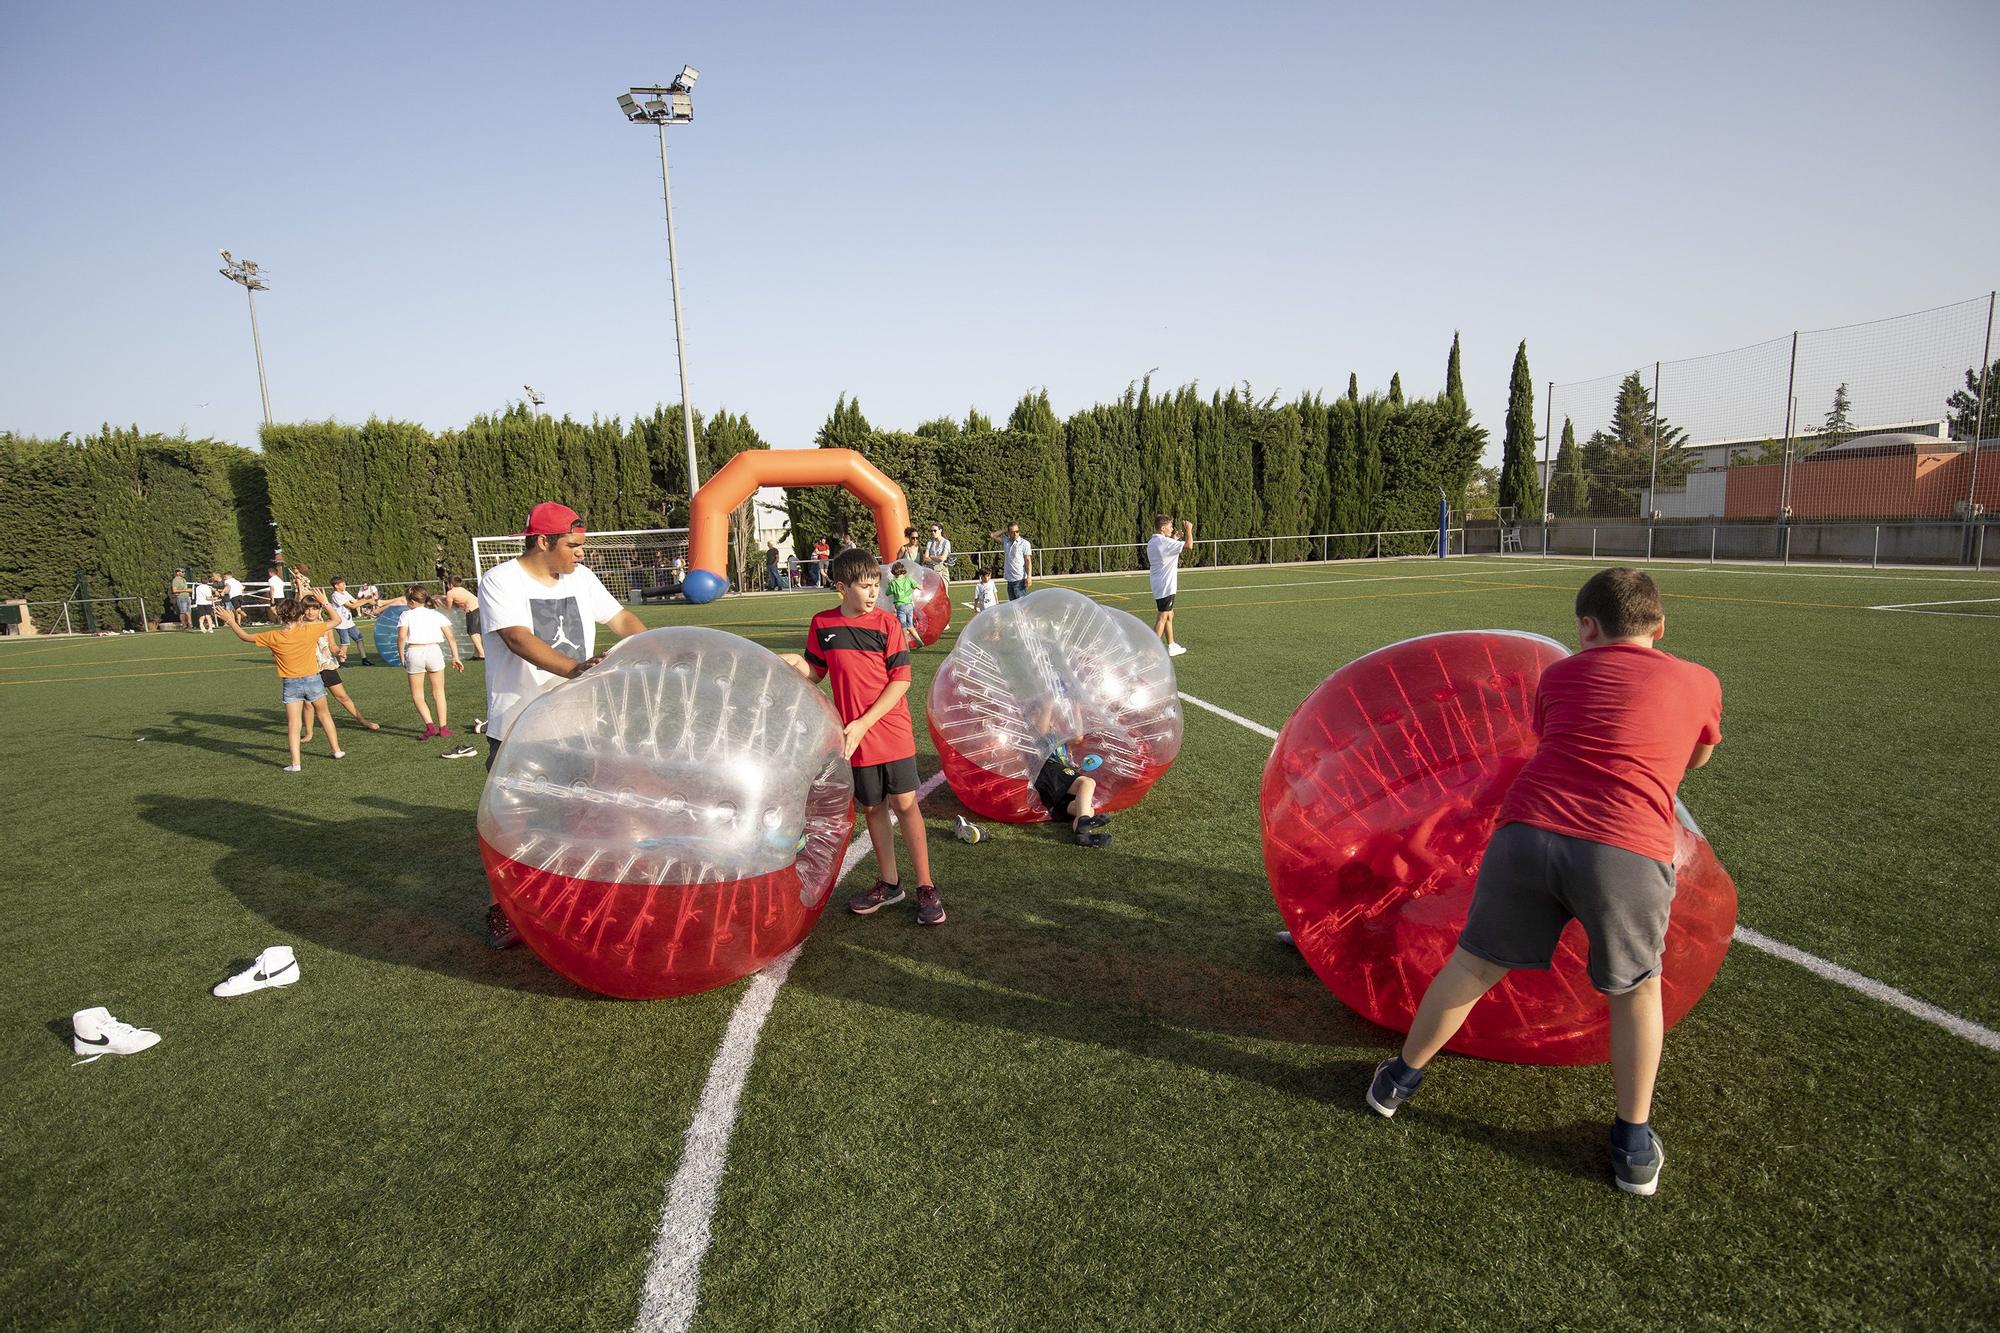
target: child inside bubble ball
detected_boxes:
[1026,694,1111,848]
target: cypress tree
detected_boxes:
[1324,399,1363,556]
[1497,340,1542,520]
[1445,333,1467,416]
[1388,373,1404,407]
[1007,389,1071,572]
[1257,402,1306,560]
[1548,418,1590,516]
[1347,372,1359,405]
[1295,392,1329,536]
[1355,395,1389,542]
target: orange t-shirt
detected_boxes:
[256,621,332,679]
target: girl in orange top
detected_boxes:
[219,592,345,773]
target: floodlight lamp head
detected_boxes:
[617,92,639,118]
[672,65,699,91]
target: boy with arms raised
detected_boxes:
[1146,513,1193,657]
[785,548,944,925]
[1365,568,1721,1198]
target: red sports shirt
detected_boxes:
[805,605,915,766]
[1497,642,1723,863]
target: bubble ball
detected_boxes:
[1260,630,1737,1065]
[477,627,855,999]
[927,586,1182,823]
[880,561,952,646]
[371,604,405,668]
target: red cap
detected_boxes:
[518,502,585,536]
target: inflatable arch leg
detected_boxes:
[684,449,913,604]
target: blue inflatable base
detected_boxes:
[682,569,728,604]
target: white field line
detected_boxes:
[635,770,948,1333]
[1866,597,2000,617]
[1175,689,2000,1054]
[1489,555,2000,587]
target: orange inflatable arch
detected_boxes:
[682,448,911,602]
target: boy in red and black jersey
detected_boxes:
[787,548,944,925]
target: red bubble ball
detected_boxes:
[1261,630,1736,1065]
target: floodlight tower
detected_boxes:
[618,66,702,497]
[217,250,274,427]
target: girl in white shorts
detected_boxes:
[396,587,464,740]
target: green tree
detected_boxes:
[1813,382,1855,453]
[1582,371,1691,515]
[787,394,871,550]
[1324,399,1364,556]
[1548,418,1590,516]
[1445,332,1467,415]
[1009,389,1072,571]
[1498,340,1542,519]
[1254,399,1306,560]
[1388,372,1404,407]
[1946,358,2000,440]
[1347,372,1359,405]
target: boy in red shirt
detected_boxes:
[786,548,944,924]
[1364,568,1721,1197]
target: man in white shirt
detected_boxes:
[478,501,648,948]
[988,521,1034,600]
[191,575,217,632]
[265,565,288,621]
[222,572,245,613]
[1147,513,1193,657]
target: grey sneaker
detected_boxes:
[848,880,906,915]
[1365,1058,1424,1117]
[441,744,477,760]
[1612,1128,1665,1197]
[915,884,947,926]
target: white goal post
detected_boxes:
[471,527,692,602]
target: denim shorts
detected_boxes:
[336,625,362,645]
[280,674,327,704]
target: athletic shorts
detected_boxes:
[486,735,502,773]
[851,755,920,807]
[174,594,190,614]
[318,668,343,688]
[404,643,446,674]
[465,609,482,635]
[1154,594,1176,612]
[1033,755,1082,820]
[1458,822,1677,996]
[336,625,362,645]
[280,674,327,704]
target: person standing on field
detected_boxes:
[476,501,648,948]
[922,523,954,588]
[988,521,1034,600]
[1147,513,1193,658]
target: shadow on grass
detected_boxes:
[788,842,1396,1103]
[135,792,587,998]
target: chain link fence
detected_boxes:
[1534,293,1997,565]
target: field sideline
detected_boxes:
[4,555,1997,1330]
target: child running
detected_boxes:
[887,560,920,644]
[784,547,944,925]
[397,587,465,740]
[1363,568,1722,1198]
[970,566,998,613]
[216,593,345,772]
[301,600,381,739]
[327,577,371,665]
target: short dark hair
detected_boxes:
[1154,513,1173,528]
[1575,567,1664,637]
[829,548,878,587]
[904,526,917,539]
[273,597,305,623]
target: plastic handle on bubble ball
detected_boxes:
[687,449,912,583]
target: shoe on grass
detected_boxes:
[420,723,439,740]
[71,1006,160,1057]
[848,880,906,915]
[1167,643,1188,657]
[1365,1057,1424,1117]
[212,945,301,998]
[915,884,947,925]
[1274,928,1296,948]
[1073,830,1112,849]
[1612,1127,1665,1197]
[282,763,302,773]
[331,750,346,760]
[438,726,456,738]
[485,902,522,950]
[440,744,477,760]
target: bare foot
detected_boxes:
[363,721,382,731]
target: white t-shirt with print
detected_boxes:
[1000,536,1032,581]
[973,580,998,611]
[399,606,452,646]
[479,558,623,741]
[1147,533,1186,600]
[193,582,215,606]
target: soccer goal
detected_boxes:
[471,527,691,602]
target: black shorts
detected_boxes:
[465,609,482,635]
[1033,755,1082,820]
[1154,595,1176,612]
[318,668,342,688]
[486,735,502,773]
[852,755,920,807]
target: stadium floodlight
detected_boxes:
[217,249,275,427]
[524,385,545,410]
[618,70,702,500]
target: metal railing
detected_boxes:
[6,596,151,637]
[1456,518,1994,569]
[956,527,1454,576]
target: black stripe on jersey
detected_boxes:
[812,624,890,655]
[884,651,910,670]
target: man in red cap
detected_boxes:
[476,502,648,947]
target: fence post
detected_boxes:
[1646,526,1654,562]
[1964,291,1995,560]
[59,604,71,636]
[1097,546,1103,575]
[1647,361,1662,552]
[1872,525,1880,568]
[1269,535,1276,566]
[1783,526,1792,566]
[1710,527,1717,564]
[1779,331,1799,523]
[139,596,149,631]
[1541,379,1556,559]
[1591,529,1597,560]
[1374,532,1381,560]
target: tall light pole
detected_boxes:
[217,250,274,427]
[618,66,702,500]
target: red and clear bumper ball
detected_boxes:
[477,627,853,999]
[880,561,951,646]
[927,587,1182,822]
[1260,630,1736,1065]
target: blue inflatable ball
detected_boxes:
[682,568,728,605]
[373,604,406,667]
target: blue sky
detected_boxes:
[2,0,1995,465]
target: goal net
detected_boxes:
[470,527,691,601]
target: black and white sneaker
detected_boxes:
[486,903,522,949]
[1365,1058,1424,1117]
[440,744,478,760]
[70,1007,161,1057]
[213,945,301,997]
[1612,1127,1665,1197]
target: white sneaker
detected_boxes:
[1167,643,1188,657]
[282,763,301,773]
[212,945,302,997]
[331,750,346,760]
[71,1006,161,1056]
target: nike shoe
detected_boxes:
[1612,1127,1666,1197]
[212,945,302,997]
[1365,1057,1424,1117]
[1167,643,1188,657]
[915,884,947,925]
[848,880,906,915]
[485,902,521,949]
[71,1007,161,1057]
[440,744,477,760]
[472,718,488,734]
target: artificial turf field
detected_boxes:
[4,554,1997,1332]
